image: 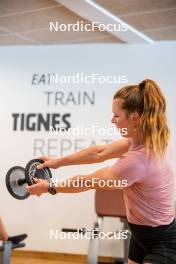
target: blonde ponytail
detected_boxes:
[114,79,170,158]
[139,79,170,158]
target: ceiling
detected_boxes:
[0,0,176,45]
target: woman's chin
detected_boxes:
[120,133,128,138]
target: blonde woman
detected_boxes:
[27,79,176,263]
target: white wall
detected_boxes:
[0,43,175,257]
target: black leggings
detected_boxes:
[128,219,176,264]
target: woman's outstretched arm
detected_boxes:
[26,166,125,195]
[37,138,129,170]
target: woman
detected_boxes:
[27,79,176,263]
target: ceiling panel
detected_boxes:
[0,0,58,16]
[0,6,73,32]
[96,0,176,16]
[145,27,176,40]
[0,28,9,36]
[21,28,119,44]
[0,0,176,45]
[0,2,122,45]
[121,9,176,31]
[69,35,118,43]
[0,34,33,45]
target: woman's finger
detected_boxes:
[37,162,47,170]
[37,156,48,161]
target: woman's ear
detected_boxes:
[130,112,140,122]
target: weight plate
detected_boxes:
[6,166,30,200]
[25,159,52,186]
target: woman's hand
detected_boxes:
[26,179,49,196]
[36,156,60,170]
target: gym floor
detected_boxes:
[10,252,116,264]
[11,258,81,264]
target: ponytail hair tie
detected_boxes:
[139,81,145,91]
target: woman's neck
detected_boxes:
[131,133,143,146]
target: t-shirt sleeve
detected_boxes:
[112,152,148,187]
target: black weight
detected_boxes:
[25,159,52,186]
[6,166,30,200]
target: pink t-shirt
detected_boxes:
[113,138,175,227]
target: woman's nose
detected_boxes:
[111,117,115,123]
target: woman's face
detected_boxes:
[112,98,138,138]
